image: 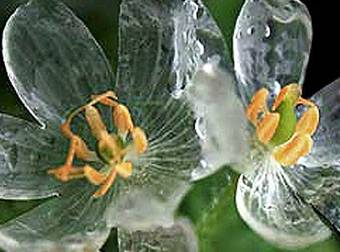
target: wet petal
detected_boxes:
[302,78,340,167]
[106,178,190,231]
[0,113,66,200]
[2,0,114,129]
[287,164,340,233]
[117,0,204,183]
[117,0,230,101]
[236,158,331,249]
[186,60,249,177]
[118,218,198,252]
[233,0,312,103]
[0,182,111,251]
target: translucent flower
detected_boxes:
[0,0,225,250]
[187,0,339,249]
[118,218,198,252]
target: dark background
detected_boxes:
[0,1,339,251]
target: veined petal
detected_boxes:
[287,79,340,233]
[117,0,229,101]
[0,113,66,200]
[302,78,340,167]
[0,182,111,251]
[117,0,204,185]
[105,178,190,231]
[118,218,198,252]
[287,164,340,233]
[2,0,114,129]
[233,0,312,103]
[186,60,249,178]
[236,157,331,249]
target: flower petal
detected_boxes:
[0,113,66,200]
[106,177,190,231]
[186,60,249,177]
[233,0,312,103]
[287,164,340,233]
[2,0,114,129]
[118,218,198,252]
[286,79,340,233]
[117,0,204,183]
[0,182,111,251]
[236,158,331,249]
[302,78,340,167]
[117,0,230,101]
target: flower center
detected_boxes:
[48,91,148,198]
[246,84,319,167]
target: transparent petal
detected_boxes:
[285,79,340,233]
[0,181,111,251]
[287,164,340,233]
[118,218,198,252]
[233,0,312,103]
[0,113,66,200]
[2,0,114,129]
[236,157,331,249]
[105,178,190,231]
[301,78,340,167]
[117,0,230,101]
[186,59,249,178]
[117,0,204,185]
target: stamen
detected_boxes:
[246,88,269,125]
[85,106,108,140]
[296,98,320,135]
[48,90,148,197]
[113,104,134,136]
[256,113,280,144]
[272,84,301,111]
[115,162,133,178]
[246,84,320,167]
[93,169,117,198]
[273,133,313,167]
[132,127,148,155]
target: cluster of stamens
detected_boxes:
[48,91,148,198]
[246,84,320,167]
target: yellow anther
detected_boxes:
[114,104,134,136]
[273,133,313,167]
[296,98,320,135]
[85,106,108,140]
[132,127,148,155]
[115,162,133,178]
[272,83,301,111]
[246,88,269,124]
[93,169,117,198]
[49,90,149,198]
[256,113,280,144]
[91,91,118,107]
[84,165,107,185]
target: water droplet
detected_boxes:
[247,26,255,35]
[265,25,271,38]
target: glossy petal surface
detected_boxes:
[118,219,198,252]
[303,78,340,167]
[2,0,114,129]
[117,0,230,100]
[117,0,204,189]
[0,182,110,251]
[0,113,65,199]
[287,164,340,233]
[236,158,330,249]
[287,79,340,233]
[187,60,249,177]
[233,0,312,103]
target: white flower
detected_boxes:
[187,0,339,249]
[0,0,225,250]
